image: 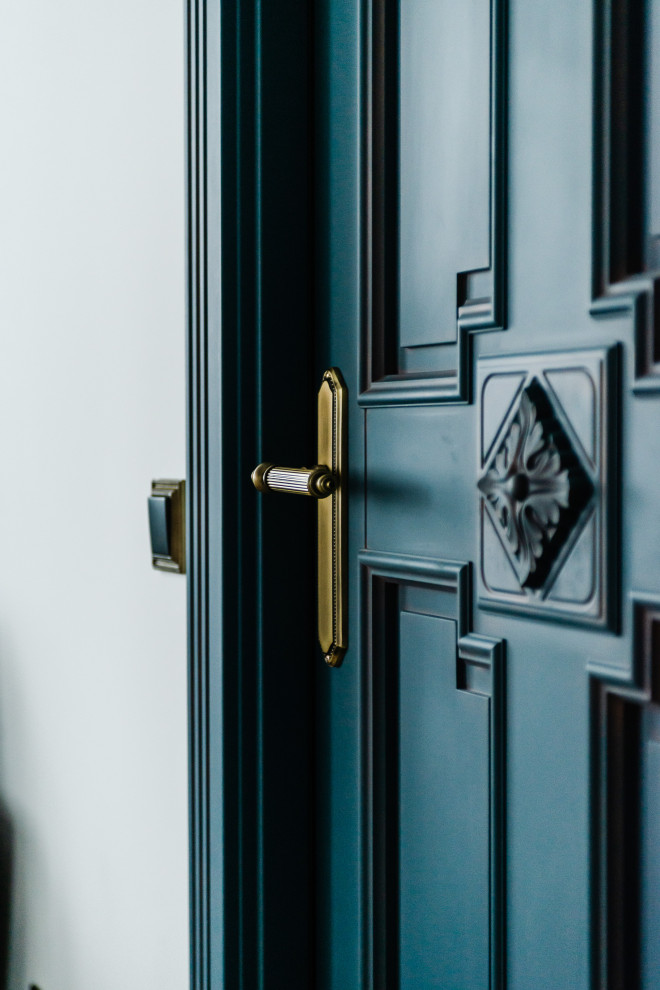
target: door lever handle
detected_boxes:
[251,463,336,498]
[251,368,348,666]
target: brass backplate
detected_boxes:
[317,368,347,666]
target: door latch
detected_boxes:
[251,368,347,666]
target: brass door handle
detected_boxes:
[251,463,336,498]
[251,368,348,666]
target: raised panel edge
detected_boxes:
[589,598,660,989]
[359,0,508,407]
[359,550,506,989]
[591,0,660,391]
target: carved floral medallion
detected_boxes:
[476,348,617,627]
[477,381,593,589]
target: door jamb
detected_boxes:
[186,2,317,987]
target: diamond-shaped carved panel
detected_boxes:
[477,348,618,627]
[478,380,594,589]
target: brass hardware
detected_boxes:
[317,368,348,666]
[149,479,186,574]
[251,463,336,498]
[251,368,348,666]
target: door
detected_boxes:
[187,1,660,988]
[312,2,660,989]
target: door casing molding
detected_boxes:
[187,2,317,987]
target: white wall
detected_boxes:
[0,3,189,989]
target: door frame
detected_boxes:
[186,2,318,987]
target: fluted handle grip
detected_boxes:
[251,462,336,499]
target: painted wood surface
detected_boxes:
[188,0,660,987]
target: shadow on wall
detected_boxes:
[0,801,13,990]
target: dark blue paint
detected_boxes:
[399,0,490,347]
[399,612,489,989]
[188,0,660,987]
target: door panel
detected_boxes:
[362,0,505,401]
[398,612,489,990]
[360,556,503,990]
[399,0,490,347]
[365,406,476,557]
[314,1,660,989]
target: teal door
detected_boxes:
[312,1,660,988]
[186,0,660,986]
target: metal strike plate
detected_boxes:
[149,479,186,574]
